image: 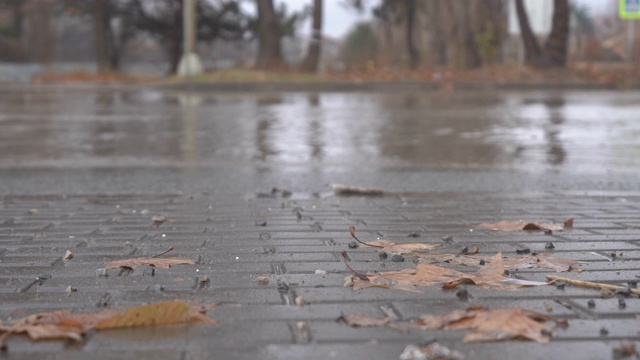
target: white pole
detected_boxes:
[178,0,203,76]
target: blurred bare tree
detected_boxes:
[300,0,322,73]
[375,0,506,70]
[128,0,246,74]
[516,0,569,67]
[252,0,308,70]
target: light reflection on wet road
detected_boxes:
[0,87,638,173]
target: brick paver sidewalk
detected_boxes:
[1,191,639,359]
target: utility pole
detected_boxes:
[178,0,203,77]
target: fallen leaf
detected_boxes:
[94,300,212,330]
[349,227,440,255]
[478,218,573,232]
[418,307,556,343]
[352,253,547,293]
[0,300,214,350]
[151,216,173,228]
[64,250,74,261]
[341,307,562,344]
[105,257,195,270]
[422,252,580,273]
[329,183,385,196]
[338,314,392,327]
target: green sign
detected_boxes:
[620,0,640,19]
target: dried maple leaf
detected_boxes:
[352,253,547,293]
[478,218,573,233]
[341,307,562,344]
[0,301,214,350]
[418,307,556,343]
[105,257,195,270]
[349,227,440,255]
[422,252,580,273]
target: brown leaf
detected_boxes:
[341,307,561,344]
[151,216,173,228]
[478,219,572,232]
[0,301,214,349]
[105,257,194,270]
[352,253,547,292]
[349,227,440,255]
[339,314,392,327]
[419,307,556,343]
[94,301,213,330]
[365,240,441,254]
[422,252,580,273]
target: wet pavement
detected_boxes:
[1,84,640,359]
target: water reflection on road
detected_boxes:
[0,87,638,173]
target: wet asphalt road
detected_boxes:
[0,85,638,195]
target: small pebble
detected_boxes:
[407,232,421,238]
[142,267,155,276]
[456,288,469,301]
[37,274,52,281]
[516,248,531,255]
[587,299,596,308]
[441,235,454,243]
[257,276,270,285]
[96,268,108,277]
[628,280,638,288]
[294,296,306,306]
[545,305,553,312]
[152,284,164,292]
[347,241,358,249]
[391,254,405,262]
[255,221,267,227]
[555,282,566,290]
[315,269,328,275]
[378,251,388,259]
[600,327,609,336]
[545,242,555,249]
[63,250,74,261]
[343,275,355,287]
[460,246,469,254]
[479,259,486,266]
[618,298,627,308]
[65,286,77,294]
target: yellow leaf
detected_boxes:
[94,301,213,330]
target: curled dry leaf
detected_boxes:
[349,227,440,255]
[352,253,547,293]
[151,216,174,228]
[478,218,573,232]
[105,257,195,270]
[422,252,580,273]
[329,183,385,196]
[342,307,561,344]
[0,300,214,350]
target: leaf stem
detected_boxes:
[349,226,384,248]
[341,251,370,280]
[151,246,174,258]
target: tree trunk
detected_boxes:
[94,0,114,73]
[256,0,283,69]
[300,0,322,73]
[544,0,569,67]
[168,0,184,74]
[405,0,420,69]
[515,0,543,66]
